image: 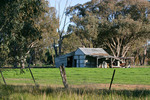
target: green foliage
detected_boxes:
[0,0,58,66]
[0,0,44,66]
[66,0,150,58]
[0,44,9,66]
[67,12,99,48]
[25,2,58,65]
[62,33,82,54]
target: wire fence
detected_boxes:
[0,66,150,90]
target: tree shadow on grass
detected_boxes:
[0,84,150,99]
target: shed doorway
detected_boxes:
[67,56,73,67]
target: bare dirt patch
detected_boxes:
[70,84,150,90]
[4,83,150,90]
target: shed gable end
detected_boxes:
[75,48,85,55]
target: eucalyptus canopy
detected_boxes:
[0,0,58,66]
[66,0,150,58]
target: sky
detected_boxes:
[48,0,91,32]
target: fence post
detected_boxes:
[59,65,68,88]
[28,56,38,87]
[109,69,116,90]
[0,70,7,86]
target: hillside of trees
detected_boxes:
[0,0,150,67]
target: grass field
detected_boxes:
[1,67,150,100]
[0,68,150,86]
[1,84,150,100]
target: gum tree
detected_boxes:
[0,0,58,67]
[66,0,150,59]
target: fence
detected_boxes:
[0,66,150,90]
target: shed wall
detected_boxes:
[74,49,86,67]
[55,57,67,67]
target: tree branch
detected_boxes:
[106,42,116,57]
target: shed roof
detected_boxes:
[78,48,110,57]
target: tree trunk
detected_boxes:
[58,33,63,56]
[54,46,58,57]
[138,55,142,65]
[53,39,58,57]
[50,47,55,66]
[142,44,147,65]
[142,54,146,65]
[14,57,18,67]
[59,39,62,56]
[20,59,25,69]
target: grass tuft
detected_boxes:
[0,84,150,100]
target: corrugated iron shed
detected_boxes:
[79,48,111,57]
[55,48,116,68]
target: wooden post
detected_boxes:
[109,69,116,90]
[59,65,68,88]
[110,58,112,68]
[28,56,38,87]
[0,70,7,86]
[97,57,99,68]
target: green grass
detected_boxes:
[0,68,150,85]
[1,68,150,100]
[0,85,150,100]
